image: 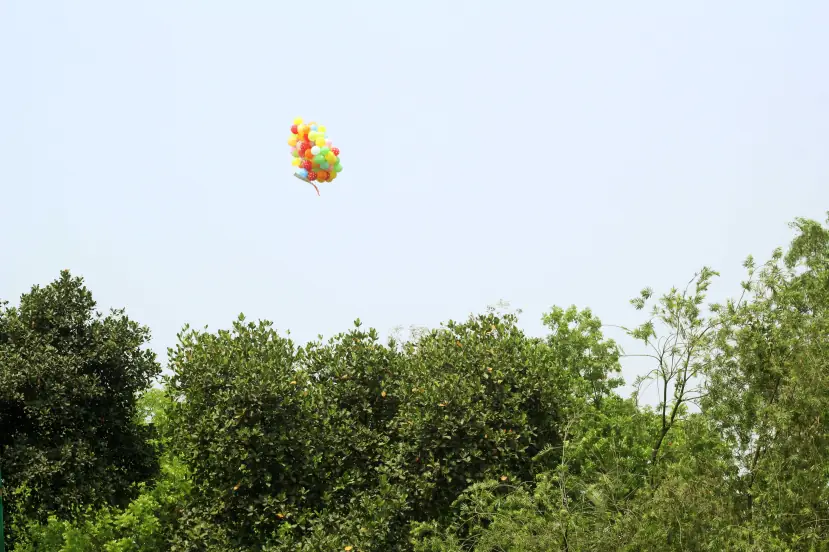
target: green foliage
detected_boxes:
[704,214,829,547]
[161,310,618,549]
[0,271,160,546]
[11,452,191,552]
[411,395,663,551]
[626,266,719,475]
[542,305,623,404]
[409,214,829,552]
[387,314,569,520]
[3,214,829,551]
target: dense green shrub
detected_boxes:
[10,456,190,552]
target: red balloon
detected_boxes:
[302,160,312,170]
[307,171,317,181]
[331,147,340,156]
[290,124,298,134]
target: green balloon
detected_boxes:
[320,146,330,155]
[334,163,343,173]
[314,154,325,164]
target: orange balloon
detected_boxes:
[304,149,314,160]
[317,170,329,181]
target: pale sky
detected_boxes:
[2,1,828,400]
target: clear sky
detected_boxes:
[2,1,828,400]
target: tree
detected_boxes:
[163,309,618,550]
[625,267,719,477]
[411,215,829,552]
[704,214,829,547]
[5,215,827,552]
[0,271,160,545]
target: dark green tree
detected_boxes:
[0,271,160,546]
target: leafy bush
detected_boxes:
[11,455,190,552]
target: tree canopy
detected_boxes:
[0,271,160,546]
[2,214,828,551]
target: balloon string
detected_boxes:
[311,182,320,196]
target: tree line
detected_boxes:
[1,214,827,551]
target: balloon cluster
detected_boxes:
[288,117,343,183]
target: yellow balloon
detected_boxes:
[316,138,326,147]
[318,125,326,133]
[293,117,303,125]
[297,124,307,134]
[325,152,336,163]
[288,136,297,146]
[308,131,318,141]
[291,158,301,166]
